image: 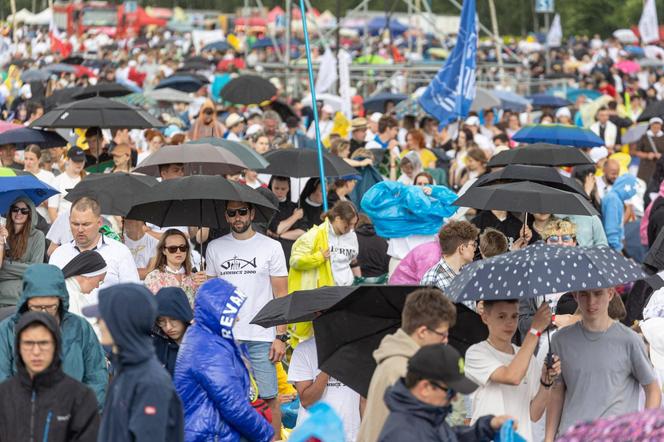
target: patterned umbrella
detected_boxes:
[558,408,664,441]
[512,124,604,147]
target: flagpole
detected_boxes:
[298,0,329,212]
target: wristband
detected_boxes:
[529,327,541,337]
[540,378,553,388]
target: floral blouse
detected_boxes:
[144,269,199,307]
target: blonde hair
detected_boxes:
[542,218,576,239]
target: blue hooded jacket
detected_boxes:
[98,283,184,442]
[601,174,637,252]
[174,278,274,442]
[152,287,193,377]
[0,263,107,407]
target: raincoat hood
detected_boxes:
[15,311,62,382]
[99,283,157,366]
[403,150,423,173]
[384,379,447,426]
[373,328,420,364]
[194,278,246,339]
[15,264,69,320]
[611,174,638,202]
[155,287,193,324]
[7,196,38,228]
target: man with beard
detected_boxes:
[205,200,288,436]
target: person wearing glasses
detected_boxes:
[378,344,513,442]
[465,300,560,442]
[0,311,100,441]
[0,197,46,308]
[0,264,107,407]
[151,287,193,377]
[205,200,288,436]
[144,229,207,307]
[189,99,224,140]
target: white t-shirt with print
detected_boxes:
[327,225,358,286]
[287,337,360,442]
[465,341,541,442]
[205,232,287,342]
[124,233,159,269]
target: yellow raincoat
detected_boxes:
[287,219,334,346]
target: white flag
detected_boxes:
[338,49,352,119]
[546,14,562,47]
[315,48,337,94]
[639,0,659,44]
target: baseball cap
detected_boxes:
[407,344,478,394]
[641,317,664,370]
[369,112,383,123]
[464,116,480,126]
[246,124,263,137]
[322,104,334,114]
[67,146,86,163]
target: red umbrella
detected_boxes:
[74,65,96,78]
[216,59,246,72]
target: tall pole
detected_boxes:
[10,0,17,46]
[285,0,291,93]
[488,0,504,81]
[544,12,551,75]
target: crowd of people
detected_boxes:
[2,18,664,442]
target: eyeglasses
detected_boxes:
[427,327,449,340]
[27,304,59,314]
[20,340,54,351]
[546,235,575,244]
[165,245,188,253]
[11,207,29,215]
[226,207,250,218]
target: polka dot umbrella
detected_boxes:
[445,242,646,303]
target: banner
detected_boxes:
[338,49,352,119]
[639,0,659,44]
[315,47,337,94]
[418,0,477,127]
[546,14,562,47]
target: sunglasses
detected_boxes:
[165,245,188,253]
[428,380,450,392]
[11,207,29,215]
[203,109,214,115]
[547,235,575,244]
[226,207,250,218]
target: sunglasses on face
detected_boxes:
[203,109,214,115]
[11,207,29,215]
[547,235,575,243]
[165,245,188,253]
[226,207,250,218]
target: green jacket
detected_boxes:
[0,264,107,407]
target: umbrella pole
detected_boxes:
[298,0,329,212]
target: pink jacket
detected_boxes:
[641,180,664,245]
[389,241,441,285]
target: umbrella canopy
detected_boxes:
[454,181,599,216]
[220,75,277,105]
[144,88,194,103]
[638,101,664,122]
[0,173,58,214]
[526,94,572,109]
[155,75,208,93]
[44,87,84,110]
[262,100,297,121]
[260,149,357,178]
[489,90,531,112]
[487,143,594,168]
[43,63,77,74]
[470,88,501,112]
[126,175,277,229]
[446,243,646,302]
[565,88,602,102]
[557,408,664,441]
[202,40,230,52]
[71,83,134,100]
[622,122,649,144]
[64,173,158,216]
[134,143,248,176]
[363,93,408,114]
[474,164,587,196]
[615,60,641,74]
[512,124,604,147]
[30,96,164,129]
[0,121,23,134]
[191,137,269,170]
[0,127,67,149]
[21,69,51,83]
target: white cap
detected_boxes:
[650,117,663,126]
[589,146,609,163]
[225,113,244,128]
[246,124,263,137]
[641,317,664,370]
[369,112,383,123]
[322,104,334,114]
[555,107,571,119]
[465,115,480,126]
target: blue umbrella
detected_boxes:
[0,127,68,149]
[446,243,646,302]
[565,88,602,102]
[155,75,208,93]
[624,45,646,57]
[0,175,59,215]
[363,92,408,113]
[202,40,230,52]
[512,124,605,148]
[527,94,572,108]
[365,16,409,36]
[491,90,531,112]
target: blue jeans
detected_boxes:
[238,340,278,399]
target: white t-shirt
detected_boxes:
[465,341,541,442]
[124,233,159,269]
[46,210,73,246]
[47,171,82,216]
[287,338,360,442]
[205,232,287,342]
[328,225,358,286]
[34,169,56,220]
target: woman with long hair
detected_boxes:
[23,145,56,220]
[401,129,437,169]
[109,144,133,173]
[327,177,357,208]
[0,198,45,307]
[144,229,207,306]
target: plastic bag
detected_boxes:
[360,181,458,238]
[495,419,527,442]
[287,402,345,442]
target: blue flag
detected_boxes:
[419,0,477,127]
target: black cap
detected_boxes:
[67,146,86,163]
[407,344,478,394]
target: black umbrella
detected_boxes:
[259,149,357,178]
[21,69,51,83]
[64,173,159,216]
[43,63,77,74]
[446,242,646,303]
[155,74,208,93]
[44,87,84,110]
[220,75,277,105]
[31,96,164,129]
[0,127,67,149]
[262,99,297,121]
[133,143,248,176]
[474,164,587,196]
[71,83,134,100]
[61,55,85,65]
[192,137,270,170]
[126,175,277,229]
[638,101,664,122]
[487,144,594,168]
[454,181,599,216]
[448,304,488,357]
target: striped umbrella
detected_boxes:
[512,124,604,148]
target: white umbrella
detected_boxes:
[613,29,639,44]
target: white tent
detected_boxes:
[7,9,34,24]
[25,8,52,26]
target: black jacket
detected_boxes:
[355,223,389,277]
[378,380,496,442]
[649,197,664,247]
[152,287,193,377]
[0,312,99,442]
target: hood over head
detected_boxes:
[610,173,638,202]
[8,196,38,228]
[16,264,69,320]
[194,278,246,339]
[99,283,157,366]
[15,311,62,384]
[155,287,193,324]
